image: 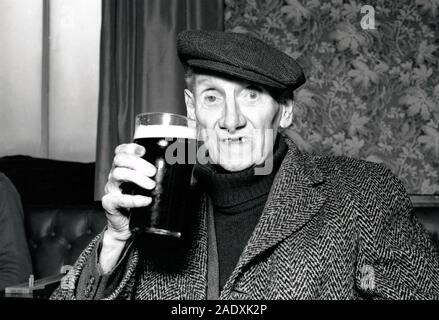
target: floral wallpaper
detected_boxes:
[225,0,439,195]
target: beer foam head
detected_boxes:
[134,125,197,140]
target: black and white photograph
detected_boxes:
[0,0,439,309]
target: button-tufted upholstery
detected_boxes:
[415,206,439,250]
[0,155,106,280]
[24,204,106,279]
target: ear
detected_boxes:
[279,99,294,128]
[184,89,196,121]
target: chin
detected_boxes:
[217,159,253,172]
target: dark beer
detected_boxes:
[124,124,196,239]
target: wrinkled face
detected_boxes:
[185,73,293,172]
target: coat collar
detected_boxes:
[219,137,327,296]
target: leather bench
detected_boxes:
[24,203,106,279]
[413,206,439,250]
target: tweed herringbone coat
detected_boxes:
[51,138,439,300]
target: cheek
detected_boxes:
[252,129,275,153]
[249,100,281,129]
[268,104,282,127]
[250,112,280,134]
[195,109,221,156]
[195,106,221,129]
[249,109,279,163]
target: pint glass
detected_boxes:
[124,112,197,239]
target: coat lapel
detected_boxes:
[221,138,327,296]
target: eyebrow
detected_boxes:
[245,84,264,91]
[196,77,215,86]
[195,78,223,94]
[194,76,266,95]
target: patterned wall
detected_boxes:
[225,0,439,195]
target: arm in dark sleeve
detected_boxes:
[50,230,139,300]
[356,166,439,299]
[75,233,135,300]
[0,173,33,291]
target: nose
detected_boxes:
[219,96,246,133]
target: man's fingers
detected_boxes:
[118,194,152,209]
[111,167,156,190]
[104,180,121,194]
[115,143,145,157]
[103,193,152,212]
[113,153,157,177]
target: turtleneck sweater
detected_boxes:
[193,135,288,290]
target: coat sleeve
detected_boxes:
[50,231,140,300]
[356,165,439,300]
[0,173,33,291]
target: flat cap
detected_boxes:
[177,30,305,90]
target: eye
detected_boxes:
[202,90,223,106]
[205,95,217,103]
[248,91,259,99]
[242,85,262,103]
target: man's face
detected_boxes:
[185,73,293,172]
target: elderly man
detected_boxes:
[51,30,439,300]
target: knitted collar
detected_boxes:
[193,134,288,212]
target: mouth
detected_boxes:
[220,137,250,144]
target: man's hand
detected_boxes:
[100,143,157,273]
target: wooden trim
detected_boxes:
[410,195,439,207]
[41,0,50,158]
